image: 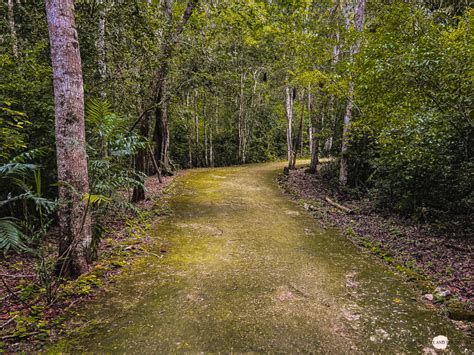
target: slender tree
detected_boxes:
[7,0,18,58]
[285,84,295,169]
[46,0,93,277]
[339,0,366,186]
[152,0,199,174]
[97,0,107,98]
[308,88,319,173]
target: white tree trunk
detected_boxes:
[46,0,92,277]
[204,113,209,167]
[308,89,319,173]
[210,97,217,167]
[285,85,294,169]
[339,0,365,186]
[97,0,107,98]
[7,0,18,58]
[238,71,246,163]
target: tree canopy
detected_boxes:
[0,0,472,261]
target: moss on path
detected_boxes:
[51,162,471,353]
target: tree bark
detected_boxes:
[46,0,92,278]
[186,93,193,168]
[238,71,246,164]
[210,97,217,167]
[285,85,295,169]
[132,110,150,202]
[151,0,199,174]
[308,89,320,174]
[291,90,305,170]
[7,0,18,58]
[209,119,214,167]
[325,32,340,156]
[194,91,200,166]
[339,0,365,186]
[97,0,107,98]
[339,81,353,186]
[204,115,208,167]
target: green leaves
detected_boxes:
[0,101,31,161]
[348,1,473,215]
[83,193,111,207]
[0,218,28,253]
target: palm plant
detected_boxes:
[0,147,56,253]
[85,99,147,252]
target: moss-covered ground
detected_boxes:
[50,162,471,353]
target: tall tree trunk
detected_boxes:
[153,60,171,173]
[339,0,365,186]
[7,0,18,58]
[188,132,193,168]
[186,93,193,168]
[210,97,217,167]
[238,71,246,164]
[97,0,107,98]
[204,110,208,167]
[291,90,305,170]
[152,0,199,174]
[308,84,313,158]
[339,82,353,186]
[194,91,200,166]
[326,32,340,156]
[209,119,214,167]
[308,89,319,173]
[132,111,150,202]
[46,0,92,277]
[285,85,295,169]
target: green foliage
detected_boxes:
[0,149,56,253]
[0,218,28,253]
[349,3,473,218]
[83,98,147,252]
[0,101,30,161]
[0,0,471,263]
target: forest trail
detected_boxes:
[52,162,470,353]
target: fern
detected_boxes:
[0,218,28,253]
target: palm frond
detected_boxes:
[0,162,38,177]
[83,193,111,206]
[10,147,49,163]
[86,98,112,126]
[0,192,57,213]
[109,135,147,157]
[89,159,112,171]
[0,217,28,253]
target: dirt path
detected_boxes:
[51,162,471,353]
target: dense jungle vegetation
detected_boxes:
[0,0,472,279]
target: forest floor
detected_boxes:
[44,162,471,353]
[279,163,473,324]
[0,174,178,352]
